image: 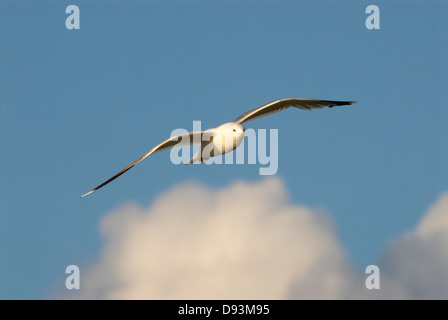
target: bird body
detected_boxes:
[183,123,246,164]
[81,98,356,197]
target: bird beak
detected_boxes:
[243,132,248,137]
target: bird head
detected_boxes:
[219,122,247,137]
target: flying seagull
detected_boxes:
[81,98,356,197]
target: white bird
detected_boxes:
[81,98,356,197]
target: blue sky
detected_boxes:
[1,0,447,299]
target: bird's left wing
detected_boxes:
[233,98,356,124]
[80,131,204,198]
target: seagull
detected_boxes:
[81,98,356,197]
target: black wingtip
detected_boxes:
[328,100,357,108]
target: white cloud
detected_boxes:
[376,192,448,299]
[60,180,448,299]
[417,192,448,236]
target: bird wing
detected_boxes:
[80,131,204,197]
[233,98,357,124]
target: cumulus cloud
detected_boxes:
[60,180,448,299]
[376,192,448,299]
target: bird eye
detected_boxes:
[233,129,236,132]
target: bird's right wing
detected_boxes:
[233,98,357,124]
[80,131,204,197]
